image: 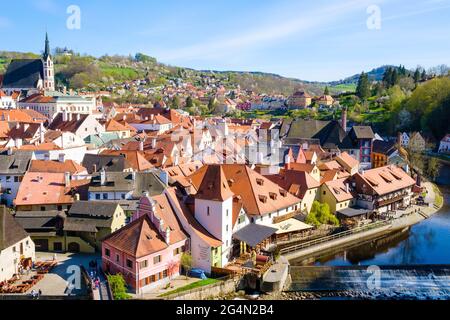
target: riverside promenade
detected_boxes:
[282,182,443,262]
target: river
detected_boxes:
[291,185,450,267]
[285,184,450,299]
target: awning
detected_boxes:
[233,223,278,247]
[337,207,371,218]
[272,218,313,235]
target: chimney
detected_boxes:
[39,123,45,144]
[58,153,65,163]
[63,86,67,95]
[92,164,97,173]
[397,132,402,148]
[285,154,291,170]
[132,171,136,181]
[69,88,74,96]
[16,122,20,130]
[64,172,71,187]
[74,193,80,201]
[24,123,30,131]
[62,111,68,122]
[76,114,80,121]
[165,227,171,245]
[341,107,347,132]
[14,138,22,149]
[174,155,179,166]
[67,113,72,122]
[346,183,350,193]
[100,169,106,186]
[139,140,144,151]
[151,138,157,149]
[150,114,155,121]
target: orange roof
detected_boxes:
[105,119,134,132]
[189,164,301,216]
[103,192,188,258]
[19,142,61,151]
[324,178,354,202]
[336,152,359,171]
[355,165,416,196]
[165,188,221,247]
[100,150,153,172]
[266,169,320,199]
[29,160,87,175]
[14,172,81,206]
[0,109,42,123]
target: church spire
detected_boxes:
[43,32,51,60]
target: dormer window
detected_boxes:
[280,189,287,197]
[269,192,277,200]
[256,178,264,186]
[259,195,267,203]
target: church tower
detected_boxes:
[42,32,55,92]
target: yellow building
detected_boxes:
[320,178,355,214]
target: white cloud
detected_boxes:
[156,0,381,62]
[31,0,59,14]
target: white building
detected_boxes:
[438,134,450,154]
[18,94,97,120]
[0,206,35,282]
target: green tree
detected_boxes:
[170,96,180,109]
[356,72,370,100]
[426,157,441,181]
[107,274,132,300]
[185,96,194,109]
[413,68,421,84]
[180,253,193,279]
[305,201,339,227]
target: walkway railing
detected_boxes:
[280,221,392,255]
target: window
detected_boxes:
[6,176,11,182]
[163,270,168,278]
[126,259,133,269]
[116,254,120,262]
[323,191,326,195]
[53,242,62,251]
[14,176,19,183]
[153,255,161,264]
[207,207,210,216]
[226,209,229,217]
[226,225,229,232]
[105,248,110,257]
[40,207,45,211]
[103,193,108,200]
[238,215,245,224]
[139,260,148,269]
[121,194,126,200]
[95,194,101,200]
[173,247,182,256]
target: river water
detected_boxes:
[287,184,450,299]
[292,186,450,267]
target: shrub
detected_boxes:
[306,201,340,227]
[107,274,132,300]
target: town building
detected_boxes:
[352,165,416,216]
[1,33,54,95]
[102,193,188,293]
[0,206,35,282]
[438,134,450,154]
[0,151,34,207]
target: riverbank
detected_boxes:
[282,182,443,263]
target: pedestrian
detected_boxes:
[38,289,42,297]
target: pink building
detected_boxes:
[102,194,188,293]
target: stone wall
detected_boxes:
[167,278,239,300]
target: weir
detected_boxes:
[288,265,450,295]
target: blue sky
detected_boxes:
[1,0,450,82]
